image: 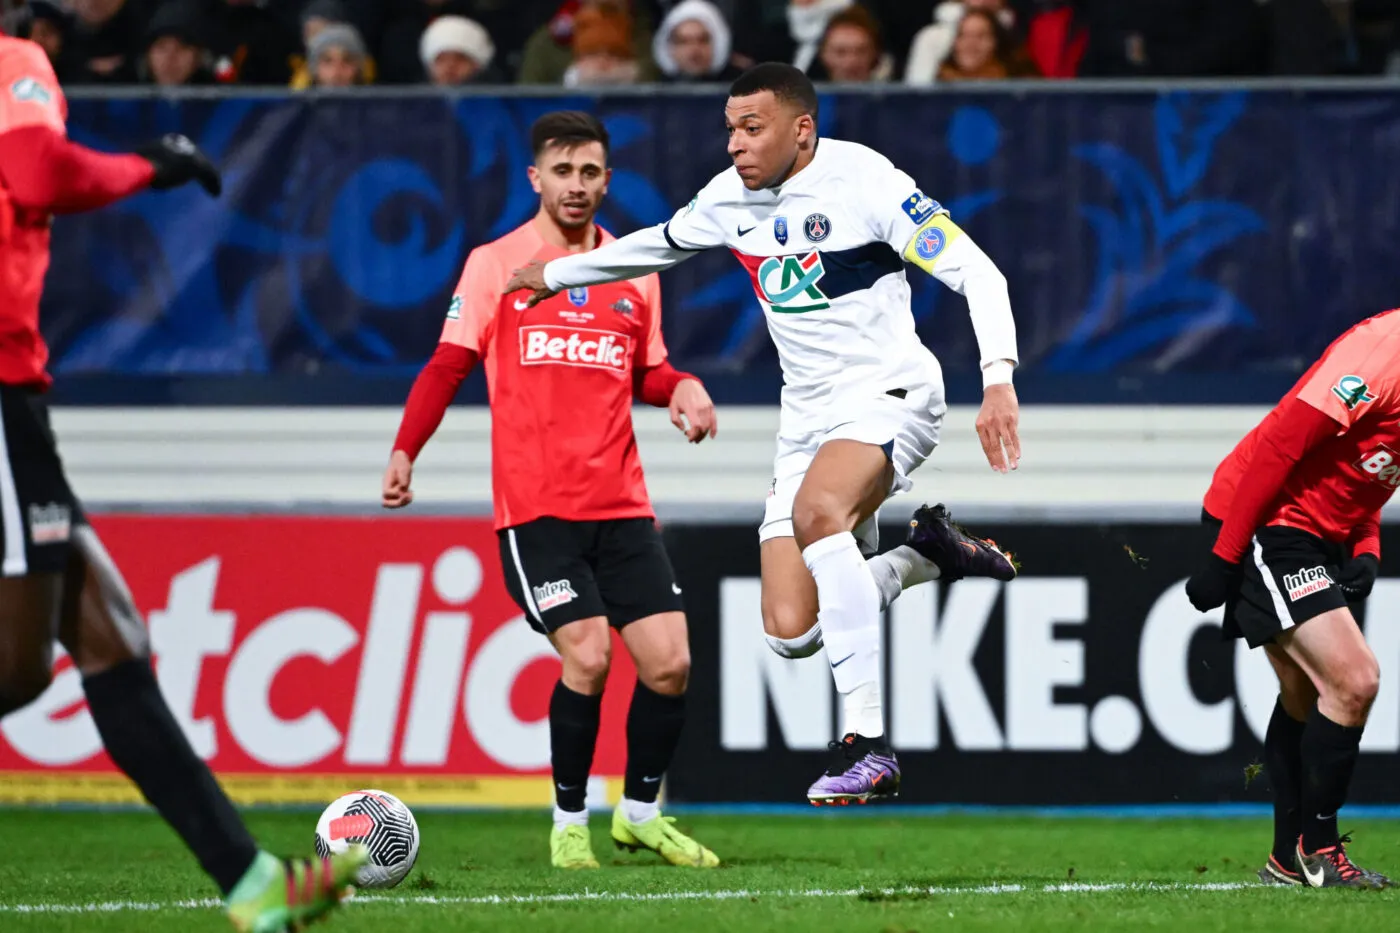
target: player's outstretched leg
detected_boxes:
[51,527,368,929]
[611,613,718,867]
[904,504,1017,582]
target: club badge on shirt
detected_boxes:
[803,213,831,243]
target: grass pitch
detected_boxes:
[3,808,1398,932]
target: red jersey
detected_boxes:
[441,220,667,530]
[0,38,67,388]
[1205,309,1400,545]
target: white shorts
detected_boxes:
[758,381,946,555]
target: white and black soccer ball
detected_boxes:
[314,789,420,888]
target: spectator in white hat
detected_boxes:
[653,0,742,81]
[419,15,500,85]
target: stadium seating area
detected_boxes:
[6,0,1400,90]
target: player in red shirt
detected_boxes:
[383,111,719,870]
[0,33,366,931]
[1187,309,1400,889]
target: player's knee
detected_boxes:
[765,621,824,659]
[1325,654,1380,721]
[641,649,690,696]
[1344,659,1381,713]
[0,661,53,717]
[762,598,818,641]
[560,639,611,693]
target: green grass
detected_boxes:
[3,809,1399,932]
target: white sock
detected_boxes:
[619,796,660,824]
[802,531,884,739]
[553,806,588,830]
[867,545,941,609]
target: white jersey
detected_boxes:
[544,138,1018,434]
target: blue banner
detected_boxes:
[43,89,1400,403]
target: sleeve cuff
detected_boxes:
[982,359,1015,389]
[542,261,561,293]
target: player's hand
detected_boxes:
[1337,553,1380,602]
[382,450,414,509]
[670,377,717,443]
[976,383,1020,473]
[136,134,222,196]
[504,260,558,308]
[1185,552,1241,612]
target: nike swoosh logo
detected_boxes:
[830,652,855,668]
[642,775,662,784]
[672,583,683,595]
[1302,859,1325,886]
[556,783,578,792]
[737,224,756,236]
[514,299,530,310]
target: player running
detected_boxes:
[505,64,1019,805]
[0,31,366,932]
[384,111,719,869]
[1186,309,1400,889]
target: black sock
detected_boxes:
[623,681,687,804]
[1265,698,1307,866]
[550,681,602,813]
[1300,704,1365,853]
[83,659,258,895]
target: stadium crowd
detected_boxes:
[2,0,1398,89]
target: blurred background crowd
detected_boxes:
[1,0,1398,90]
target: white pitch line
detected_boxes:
[0,881,1270,915]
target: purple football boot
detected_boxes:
[906,503,1017,582]
[806,734,900,806]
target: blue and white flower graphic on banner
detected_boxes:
[1049,93,1264,371]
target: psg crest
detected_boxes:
[803,213,831,243]
[567,287,589,307]
[773,215,789,246]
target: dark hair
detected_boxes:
[530,111,610,159]
[728,63,819,122]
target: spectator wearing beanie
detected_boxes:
[419,15,502,84]
[653,0,743,81]
[518,0,656,84]
[289,1,378,89]
[564,0,642,85]
[143,1,216,86]
[302,22,371,87]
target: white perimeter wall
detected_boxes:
[51,405,1288,520]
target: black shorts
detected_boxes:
[1203,512,1350,648]
[498,516,684,635]
[0,385,83,577]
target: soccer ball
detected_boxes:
[314,789,420,888]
